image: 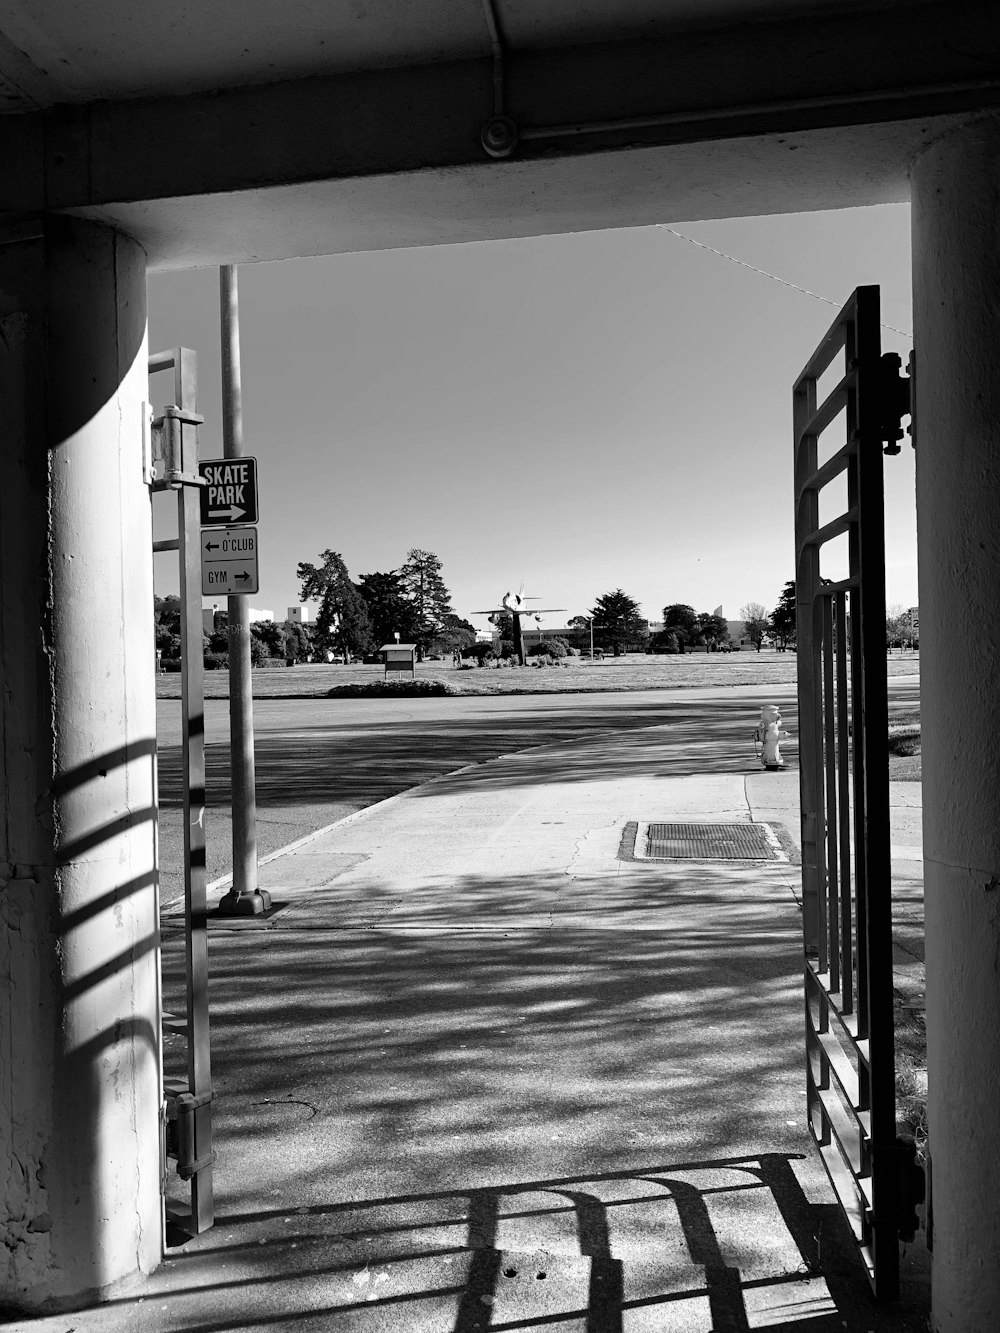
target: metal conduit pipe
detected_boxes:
[481,74,1000,158]
[520,78,1000,142]
[479,0,505,117]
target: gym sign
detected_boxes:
[201,526,259,596]
[199,457,258,526]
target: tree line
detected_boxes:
[296,547,475,663]
[558,583,799,656]
[154,547,476,670]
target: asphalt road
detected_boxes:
[155,676,920,908]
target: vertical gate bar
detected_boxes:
[822,595,840,995]
[794,376,822,957]
[176,351,214,1233]
[846,381,871,1046]
[855,285,897,1298]
[836,590,854,1015]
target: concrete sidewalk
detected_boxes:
[12,724,929,1332]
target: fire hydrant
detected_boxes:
[756,704,789,770]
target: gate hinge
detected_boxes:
[164,1088,216,1182]
[877,351,914,455]
[150,403,207,490]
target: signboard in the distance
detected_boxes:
[199,457,258,526]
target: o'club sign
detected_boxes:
[199,457,258,526]
[201,526,259,596]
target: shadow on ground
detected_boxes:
[156,695,796,812]
[153,859,929,1332]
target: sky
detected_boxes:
[147,203,916,630]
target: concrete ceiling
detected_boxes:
[0,1,996,267]
[0,1,914,109]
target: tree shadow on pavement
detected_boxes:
[152,861,929,1332]
[156,695,801,811]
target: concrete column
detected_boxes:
[910,116,1000,1333]
[0,219,159,1308]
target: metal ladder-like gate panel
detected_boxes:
[148,348,214,1237]
[793,287,920,1300]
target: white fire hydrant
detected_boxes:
[756,704,790,770]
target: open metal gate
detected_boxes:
[793,287,920,1299]
[148,348,215,1237]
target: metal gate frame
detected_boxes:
[793,286,919,1299]
[149,348,215,1236]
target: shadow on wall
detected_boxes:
[47,737,161,1304]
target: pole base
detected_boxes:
[762,763,786,772]
[215,887,272,917]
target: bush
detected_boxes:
[527,640,568,659]
[160,659,182,673]
[204,651,228,670]
[466,642,498,665]
[327,678,455,698]
[254,657,288,668]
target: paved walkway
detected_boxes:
[13,721,929,1332]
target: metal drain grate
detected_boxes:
[644,822,781,861]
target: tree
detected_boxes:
[886,603,914,653]
[250,619,285,659]
[566,614,592,651]
[697,611,730,650]
[430,613,477,656]
[769,581,797,651]
[399,548,455,661]
[280,619,314,663]
[357,570,422,647]
[489,611,517,658]
[662,604,700,650]
[297,549,373,662]
[154,595,182,660]
[590,589,645,656]
[740,601,770,652]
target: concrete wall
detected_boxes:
[0,219,160,1308]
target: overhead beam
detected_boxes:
[2,3,998,266]
[2,3,995,214]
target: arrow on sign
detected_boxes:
[208,505,245,521]
[236,571,251,583]
[204,540,219,551]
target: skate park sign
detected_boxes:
[199,457,258,526]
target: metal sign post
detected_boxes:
[215,264,269,917]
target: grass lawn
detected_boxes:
[889,708,922,780]
[158,649,921,700]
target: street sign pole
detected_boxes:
[216,265,269,917]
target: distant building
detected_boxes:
[287,604,316,623]
[248,607,273,623]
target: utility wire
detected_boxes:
[656,225,913,340]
